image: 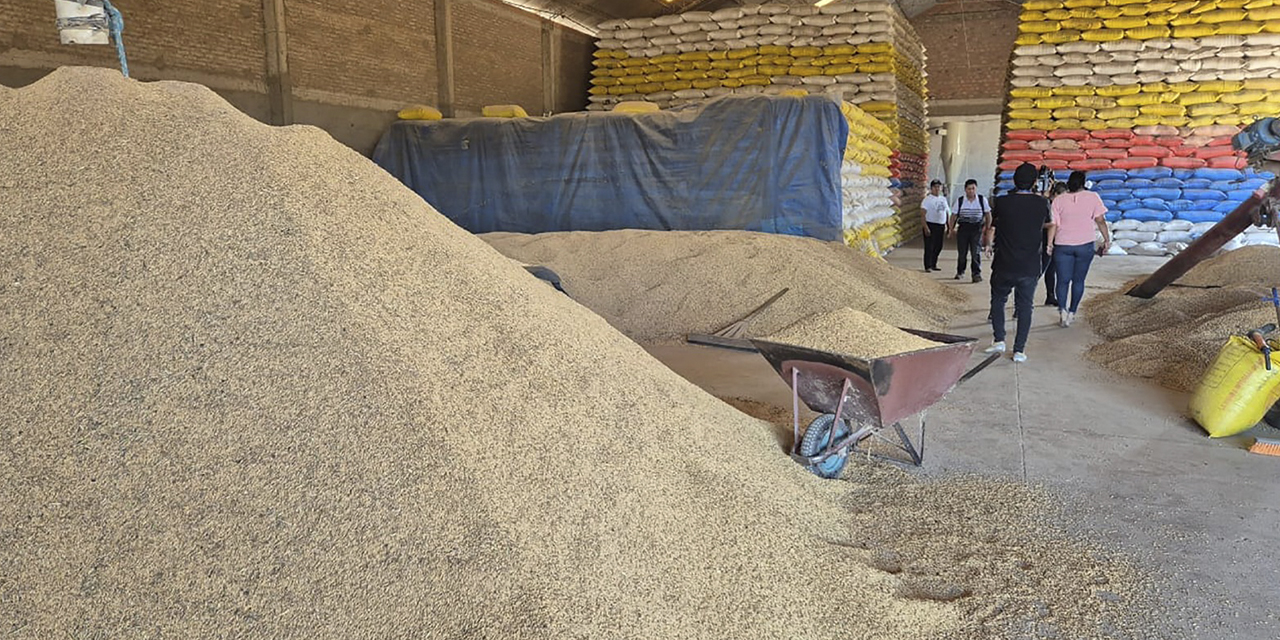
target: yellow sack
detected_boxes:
[1179,92,1221,106]
[1106,0,1148,5]
[823,44,856,56]
[1009,108,1055,120]
[1098,106,1141,119]
[790,46,823,58]
[1065,0,1105,6]
[1168,0,1200,10]
[1025,0,1063,9]
[758,45,788,56]
[1012,86,1054,98]
[707,51,728,60]
[1076,95,1118,108]
[1171,14,1203,26]
[1246,78,1280,90]
[636,82,663,93]
[725,66,756,79]
[824,65,856,76]
[654,64,678,73]
[1046,8,1073,19]
[588,86,610,96]
[1023,10,1048,21]
[1264,19,1280,31]
[1249,0,1277,9]
[1217,114,1245,126]
[1104,16,1149,28]
[661,80,692,91]
[858,43,893,54]
[692,78,720,90]
[612,101,660,114]
[1043,29,1084,43]
[760,65,790,76]
[482,104,528,118]
[1082,118,1110,130]
[678,52,710,61]
[726,48,758,60]
[593,77,620,87]
[397,105,443,121]
[1199,80,1245,93]
[1036,96,1077,109]
[1056,106,1098,119]
[1239,101,1274,115]
[618,76,647,86]
[1251,7,1280,19]
[606,86,630,96]
[1063,18,1104,29]
[1174,24,1219,37]
[1223,89,1268,103]
[1139,82,1170,94]
[1118,92,1163,106]
[1082,28,1125,41]
[1186,115,1219,128]
[1189,102,1238,116]
[652,54,679,65]
[1132,114,1165,126]
[779,89,809,97]
[710,59,740,70]
[1010,98,1040,109]
[1201,8,1248,22]
[740,76,770,87]
[1166,82,1200,93]
[621,57,648,67]
[790,65,822,77]
[673,70,705,81]
[1139,103,1186,116]
[1095,6,1122,18]
[1055,85,1098,96]
[1220,20,1264,33]
[1189,336,1280,438]
[1016,33,1044,45]
[648,72,678,83]
[860,101,896,113]
[1128,25,1172,38]
[1007,119,1036,130]
[1110,117,1137,128]
[721,78,743,88]
[858,63,893,74]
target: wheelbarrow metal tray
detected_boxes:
[750,329,977,429]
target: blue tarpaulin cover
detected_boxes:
[373,95,848,240]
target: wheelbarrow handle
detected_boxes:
[956,352,1002,387]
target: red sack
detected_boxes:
[1155,136,1184,148]
[1002,140,1031,151]
[1129,135,1157,146]
[1078,138,1106,149]
[1086,148,1129,159]
[1042,159,1070,169]
[1002,150,1044,162]
[1209,135,1236,147]
[1173,146,1198,157]
[1048,129,1090,140]
[1069,159,1114,171]
[1092,129,1136,139]
[1044,149,1088,161]
[1194,146,1240,159]
[1207,156,1248,169]
[1105,139,1135,148]
[1130,145,1174,158]
[1006,130,1049,141]
[1113,157,1159,169]
[1160,157,1207,169]
[999,160,1025,170]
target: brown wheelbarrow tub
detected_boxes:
[750,329,1000,479]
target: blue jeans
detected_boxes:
[991,272,1037,353]
[1054,242,1096,313]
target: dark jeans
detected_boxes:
[991,271,1037,353]
[1054,242,1096,313]
[955,222,983,277]
[1041,246,1057,303]
[924,222,946,270]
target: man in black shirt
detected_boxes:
[982,162,1054,363]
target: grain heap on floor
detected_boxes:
[1085,245,1280,391]
[765,307,940,359]
[482,230,966,343]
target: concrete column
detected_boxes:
[942,120,968,197]
[261,0,294,125]
[541,23,558,115]
[435,0,456,117]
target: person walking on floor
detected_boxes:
[1047,170,1111,328]
[949,179,991,283]
[983,163,1054,363]
[921,179,950,272]
[1042,182,1069,307]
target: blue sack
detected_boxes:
[1176,210,1225,223]
[1194,168,1244,181]
[1154,178,1185,189]
[1117,198,1144,211]
[1132,187,1182,200]
[998,171,1015,180]
[1122,209,1174,222]
[1210,180,1240,191]
[1182,178,1213,189]
[1241,178,1268,190]
[1088,170,1129,181]
[997,181,1015,192]
[1129,167,1174,179]
[1098,189,1132,201]
[1105,211,1122,222]
[1096,179,1127,190]
[1183,188,1226,201]
[1102,199,1118,209]
[1167,199,1197,211]
[1125,178,1156,188]
[1141,198,1171,211]
[1173,168,1196,180]
[1225,190,1254,202]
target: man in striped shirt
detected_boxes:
[948,179,991,283]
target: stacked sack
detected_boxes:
[589,1,930,245]
[997,0,1280,256]
[839,102,898,256]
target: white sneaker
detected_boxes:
[1067,311,1076,327]
[1059,309,1069,327]
[985,341,1007,354]
[1012,352,1028,363]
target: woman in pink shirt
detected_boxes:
[1047,171,1111,327]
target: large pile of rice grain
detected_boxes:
[0,67,973,639]
[765,307,941,359]
[483,230,966,343]
[1086,246,1280,391]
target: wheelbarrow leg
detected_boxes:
[892,412,925,467]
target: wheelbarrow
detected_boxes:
[750,329,1000,478]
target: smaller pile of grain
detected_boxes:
[765,307,939,358]
[1085,246,1280,391]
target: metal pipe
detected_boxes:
[1126,179,1280,299]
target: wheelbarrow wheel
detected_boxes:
[798,414,852,479]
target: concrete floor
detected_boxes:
[646,240,1280,639]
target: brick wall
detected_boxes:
[452,0,543,116]
[287,0,436,107]
[911,0,1020,111]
